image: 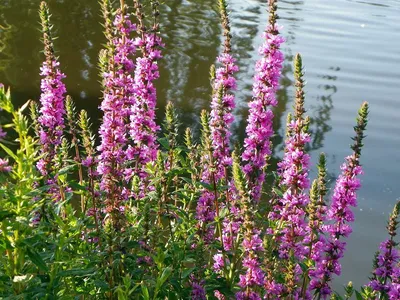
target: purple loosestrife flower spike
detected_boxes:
[300,153,328,298]
[128,0,163,180]
[208,0,240,266]
[368,239,400,296]
[233,150,265,299]
[196,110,216,239]
[209,0,238,180]
[242,0,284,201]
[367,202,400,297]
[310,102,369,298]
[97,0,136,228]
[271,53,311,262]
[309,153,328,246]
[37,1,67,176]
[208,1,242,256]
[266,53,310,298]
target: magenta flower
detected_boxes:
[368,239,400,294]
[213,253,225,272]
[237,225,265,299]
[128,33,163,179]
[97,9,137,223]
[0,158,11,172]
[235,291,262,300]
[221,210,241,251]
[309,155,363,297]
[198,0,239,251]
[389,282,400,300]
[97,10,136,187]
[270,119,311,260]
[242,21,284,201]
[214,290,226,300]
[197,54,238,244]
[209,53,238,179]
[190,275,207,300]
[37,59,67,175]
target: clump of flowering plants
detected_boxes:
[0,0,398,299]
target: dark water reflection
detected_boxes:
[1,0,400,291]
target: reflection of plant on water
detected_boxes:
[0,20,16,84]
[0,0,334,155]
[157,0,221,128]
[307,67,338,152]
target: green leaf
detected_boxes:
[158,137,170,150]
[141,284,150,300]
[26,247,48,272]
[116,286,127,300]
[198,181,213,191]
[181,177,192,184]
[181,267,195,279]
[354,291,364,300]
[272,187,283,197]
[57,267,96,277]
[68,181,87,191]
[157,266,173,289]
[0,210,16,221]
[94,279,109,290]
[0,143,18,161]
[19,100,31,113]
[58,164,77,175]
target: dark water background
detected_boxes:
[1,0,400,291]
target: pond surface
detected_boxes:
[1,0,400,291]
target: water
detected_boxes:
[1,0,400,291]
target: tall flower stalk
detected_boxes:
[310,102,369,298]
[300,153,328,298]
[367,202,400,299]
[128,0,163,181]
[242,0,284,201]
[0,0,387,299]
[266,53,311,298]
[209,0,238,180]
[37,1,67,177]
[274,53,310,261]
[233,150,265,300]
[196,110,217,241]
[204,0,240,279]
[97,0,136,228]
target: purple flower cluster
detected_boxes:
[0,158,11,172]
[196,130,216,236]
[196,189,216,233]
[213,253,225,272]
[242,23,284,201]
[237,230,265,299]
[0,126,6,139]
[272,119,311,259]
[190,275,207,300]
[198,53,239,244]
[310,154,363,297]
[209,53,238,178]
[97,10,136,196]
[214,290,226,300]
[37,59,67,175]
[221,204,241,251]
[128,33,163,179]
[368,239,400,296]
